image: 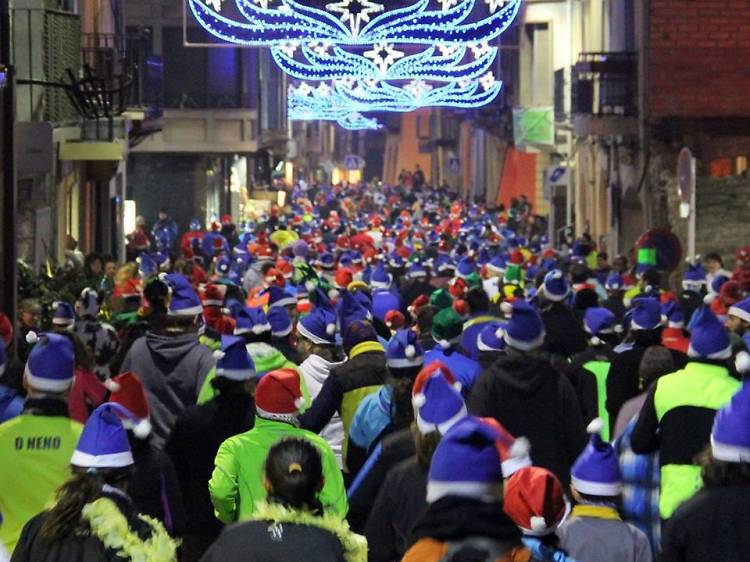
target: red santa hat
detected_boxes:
[201,283,227,307]
[108,372,152,438]
[255,369,306,423]
[334,268,354,290]
[385,310,406,331]
[504,466,570,536]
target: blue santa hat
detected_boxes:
[570,418,622,496]
[154,251,171,272]
[435,255,455,275]
[455,257,476,280]
[687,305,732,360]
[412,363,466,436]
[406,263,428,280]
[427,416,511,503]
[477,321,507,353]
[316,252,335,270]
[661,300,685,328]
[213,335,256,381]
[503,300,545,352]
[583,307,618,345]
[137,252,157,278]
[629,297,662,331]
[24,332,75,392]
[268,306,293,338]
[711,379,750,462]
[70,402,141,468]
[388,254,405,269]
[265,286,296,309]
[163,273,203,317]
[728,295,750,324]
[542,270,569,302]
[52,301,76,329]
[386,329,425,369]
[605,271,625,291]
[234,307,272,336]
[297,306,337,345]
[682,257,707,290]
[340,290,372,333]
[370,263,393,289]
[486,255,507,275]
[215,255,232,277]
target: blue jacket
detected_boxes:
[349,386,392,452]
[424,347,482,395]
[523,538,579,562]
[0,385,23,424]
[372,289,403,322]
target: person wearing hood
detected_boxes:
[209,369,347,522]
[423,307,481,396]
[73,287,119,379]
[0,333,84,553]
[402,416,530,562]
[361,362,470,560]
[631,306,741,521]
[606,297,688,437]
[201,438,365,562]
[468,300,587,487]
[661,378,750,562]
[165,337,257,561]
[538,270,587,359]
[120,274,215,448]
[299,319,388,475]
[297,307,347,468]
[107,372,186,539]
[11,402,178,562]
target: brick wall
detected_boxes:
[649,0,750,119]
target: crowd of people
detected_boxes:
[0,180,749,562]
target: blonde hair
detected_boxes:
[115,262,138,288]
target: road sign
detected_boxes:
[447,157,460,174]
[344,154,366,170]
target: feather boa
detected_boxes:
[252,502,367,562]
[81,497,179,562]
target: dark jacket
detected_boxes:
[120,331,215,448]
[540,302,587,359]
[299,344,388,471]
[550,353,599,425]
[400,279,435,310]
[11,491,160,562]
[606,332,687,435]
[129,435,186,537]
[468,352,588,486]
[271,337,303,366]
[404,496,527,562]
[165,388,255,550]
[365,456,428,562]
[661,485,750,562]
[347,428,415,533]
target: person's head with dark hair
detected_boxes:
[596,252,609,271]
[84,253,103,277]
[466,287,489,315]
[52,328,94,372]
[570,263,592,285]
[613,255,628,274]
[704,252,724,274]
[342,320,378,356]
[264,438,324,513]
[640,267,661,290]
[416,305,438,335]
[141,277,171,330]
[638,345,674,389]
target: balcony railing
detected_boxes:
[572,52,637,117]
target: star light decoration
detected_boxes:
[326,0,384,37]
[364,42,405,75]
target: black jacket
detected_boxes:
[365,456,428,562]
[199,518,346,562]
[540,302,587,359]
[129,435,186,537]
[468,352,588,486]
[661,485,750,562]
[606,333,687,435]
[164,389,255,546]
[550,353,599,425]
[11,491,154,562]
[347,428,415,533]
[400,280,435,310]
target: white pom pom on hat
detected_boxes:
[587,417,604,435]
[509,436,530,458]
[412,393,426,408]
[405,344,416,359]
[294,397,307,411]
[704,293,717,305]
[103,378,121,393]
[735,351,750,375]
[213,349,226,360]
[590,335,602,346]
[500,301,513,314]
[530,516,548,532]
[132,418,152,439]
[495,327,505,339]
[326,323,336,336]
[25,331,39,344]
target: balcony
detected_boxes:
[572,52,638,136]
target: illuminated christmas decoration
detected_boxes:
[484,0,508,12]
[364,42,405,76]
[187,0,522,47]
[271,43,498,82]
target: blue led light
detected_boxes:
[271,43,498,81]
[187,0,522,46]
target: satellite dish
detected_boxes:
[677,147,695,218]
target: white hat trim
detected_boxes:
[711,436,750,463]
[542,285,569,302]
[501,454,533,478]
[371,278,392,289]
[728,305,750,324]
[52,317,75,326]
[630,318,663,331]
[269,296,297,308]
[297,321,334,346]
[256,404,300,422]
[387,356,425,369]
[70,449,134,468]
[517,499,572,537]
[426,480,503,504]
[202,299,223,307]
[168,304,204,317]
[272,325,294,338]
[216,367,256,381]
[25,365,74,393]
[503,330,545,352]
[477,338,504,352]
[687,342,732,360]
[416,405,467,436]
[235,322,272,335]
[570,475,622,496]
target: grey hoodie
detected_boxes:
[121,331,215,448]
